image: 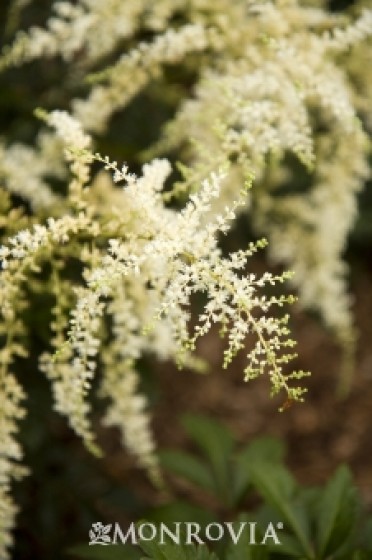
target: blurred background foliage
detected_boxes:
[0,1,372,559]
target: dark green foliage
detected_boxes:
[71,414,372,560]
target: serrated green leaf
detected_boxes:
[316,465,359,557]
[224,515,269,560]
[68,543,141,559]
[359,517,372,550]
[249,463,313,559]
[233,437,286,503]
[225,544,269,560]
[181,414,234,505]
[159,450,215,493]
[240,437,286,465]
[144,501,215,526]
[136,521,220,560]
[267,533,305,557]
[139,540,219,560]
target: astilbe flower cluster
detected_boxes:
[0,0,371,557]
[0,110,308,558]
[0,0,370,364]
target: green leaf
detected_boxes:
[239,437,286,464]
[315,465,359,557]
[139,540,219,560]
[248,463,314,559]
[144,500,215,526]
[181,414,234,505]
[225,543,269,560]
[359,517,372,550]
[68,543,141,559]
[233,437,286,503]
[268,533,306,557]
[159,450,215,493]
[136,521,221,560]
[224,515,270,560]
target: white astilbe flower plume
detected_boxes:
[0,112,308,503]
[0,0,370,556]
[0,0,370,351]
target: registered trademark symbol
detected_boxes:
[276,522,283,530]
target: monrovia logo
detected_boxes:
[89,523,112,545]
[89,521,284,546]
